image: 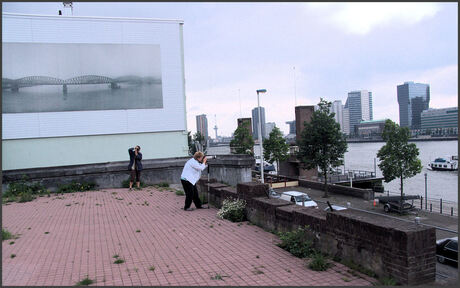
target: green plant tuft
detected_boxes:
[157,182,169,187]
[308,252,331,271]
[217,198,246,222]
[2,229,13,241]
[175,190,185,196]
[57,181,96,194]
[379,277,398,286]
[76,276,94,286]
[121,178,146,188]
[277,227,314,258]
[149,265,155,271]
[114,258,125,264]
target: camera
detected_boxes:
[205,155,217,160]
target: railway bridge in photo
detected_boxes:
[2,75,160,93]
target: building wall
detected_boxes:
[265,122,276,138]
[286,120,296,134]
[2,13,188,170]
[421,107,458,129]
[2,131,188,170]
[252,107,266,141]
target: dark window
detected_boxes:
[446,240,457,251]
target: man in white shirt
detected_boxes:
[180,151,208,211]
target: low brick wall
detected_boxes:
[2,154,254,193]
[200,180,436,285]
[298,179,374,200]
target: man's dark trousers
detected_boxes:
[181,179,202,209]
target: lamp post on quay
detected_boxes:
[256,89,267,183]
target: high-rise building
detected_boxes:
[331,100,344,132]
[196,114,208,140]
[343,107,350,135]
[265,122,276,138]
[344,90,373,135]
[286,120,296,134]
[397,81,430,129]
[252,106,266,141]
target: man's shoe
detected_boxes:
[196,206,206,209]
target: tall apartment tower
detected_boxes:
[265,122,276,137]
[344,90,373,135]
[252,106,266,140]
[286,120,296,134]
[196,114,208,140]
[331,100,344,132]
[397,81,430,129]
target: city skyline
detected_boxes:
[3,2,457,136]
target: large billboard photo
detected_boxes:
[2,43,163,113]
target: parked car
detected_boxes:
[436,237,458,266]
[279,191,317,208]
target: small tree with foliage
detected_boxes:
[230,122,254,155]
[187,131,197,156]
[263,126,289,175]
[377,119,422,214]
[296,98,348,198]
[193,131,206,152]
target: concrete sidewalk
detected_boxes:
[2,187,375,286]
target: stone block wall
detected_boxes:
[199,180,436,285]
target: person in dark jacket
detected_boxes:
[128,146,143,190]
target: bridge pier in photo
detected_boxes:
[11,85,19,92]
[110,82,120,89]
[63,84,68,94]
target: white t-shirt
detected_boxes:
[181,158,207,185]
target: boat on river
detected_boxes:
[427,156,458,171]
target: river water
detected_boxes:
[344,140,458,202]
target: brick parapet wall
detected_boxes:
[198,180,436,285]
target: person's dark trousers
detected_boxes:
[181,179,202,209]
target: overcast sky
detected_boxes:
[3,2,458,136]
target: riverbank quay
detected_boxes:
[346,136,458,143]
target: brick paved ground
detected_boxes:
[2,187,375,286]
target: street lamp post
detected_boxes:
[256,89,267,183]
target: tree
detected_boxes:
[193,131,206,152]
[296,98,348,198]
[187,131,196,156]
[377,120,422,213]
[263,126,289,176]
[230,122,254,155]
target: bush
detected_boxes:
[18,192,36,203]
[379,277,398,286]
[175,190,185,196]
[277,227,314,258]
[217,198,246,222]
[157,182,169,187]
[57,181,96,194]
[308,252,331,271]
[2,229,13,241]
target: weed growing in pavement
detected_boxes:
[252,267,264,275]
[9,241,15,245]
[175,190,185,196]
[157,182,169,188]
[3,175,49,203]
[76,276,94,286]
[2,229,13,241]
[10,254,16,258]
[210,273,230,280]
[167,270,173,273]
[308,252,331,271]
[149,266,155,271]
[65,204,71,206]
[256,255,259,258]
[121,178,146,188]
[57,181,96,194]
[44,232,49,234]
[217,198,246,222]
[340,259,377,278]
[342,277,351,282]
[136,230,141,233]
[277,226,314,258]
[113,258,125,264]
[285,269,291,273]
[379,277,398,286]
[134,267,138,272]
[209,225,214,228]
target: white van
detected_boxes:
[279,191,318,208]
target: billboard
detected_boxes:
[2,13,186,140]
[3,43,163,113]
